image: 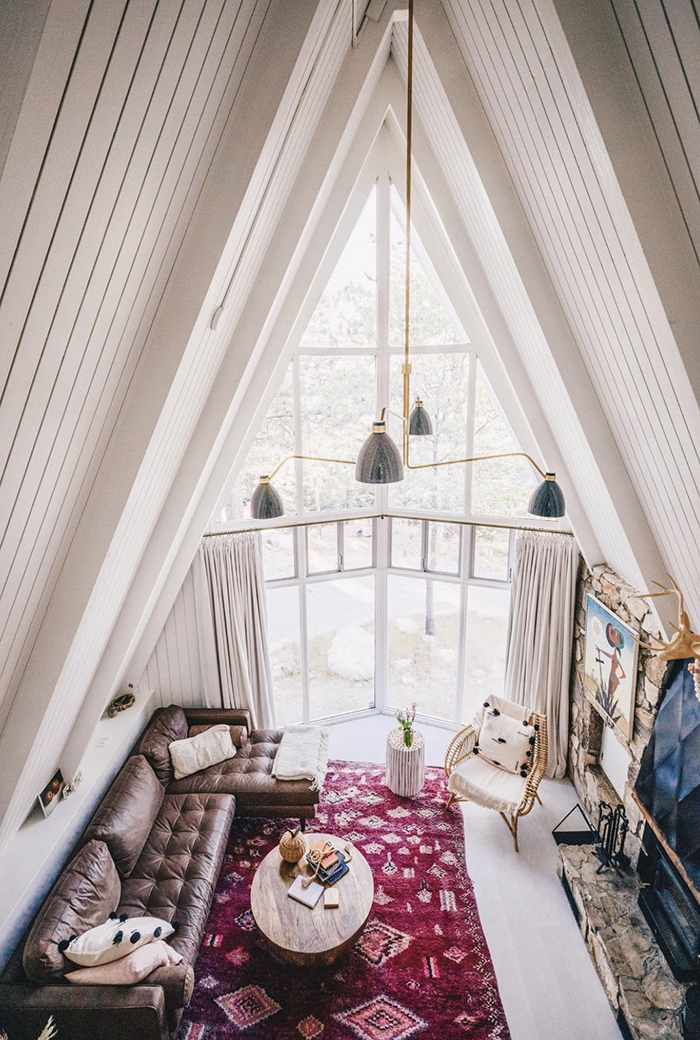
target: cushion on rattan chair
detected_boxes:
[447,754,527,814]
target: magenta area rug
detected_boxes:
[179,762,511,1040]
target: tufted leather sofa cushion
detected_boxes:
[138,706,188,785]
[23,841,121,982]
[83,756,164,876]
[118,792,235,974]
[166,729,320,809]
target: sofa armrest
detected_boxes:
[185,707,252,732]
[0,983,168,1040]
[144,962,194,1009]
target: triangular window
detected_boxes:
[215,364,296,523]
[471,362,538,516]
[299,187,377,348]
[388,188,460,348]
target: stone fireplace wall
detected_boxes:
[568,562,667,866]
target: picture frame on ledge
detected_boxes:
[38,768,64,818]
[584,594,638,743]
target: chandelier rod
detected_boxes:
[401,0,415,464]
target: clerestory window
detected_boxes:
[212,173,540,728]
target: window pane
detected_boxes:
[387,576,459,722]
[463,587,510,723]
[391,518,423,569]
[307,578,375,719]
[473,527,510,581]
[300,188,376,348]
[343,519,373,570]
[266,586,303,727]
[471,362,537,517]
[217,365,295,522]
[261,528,296,581]
[307,524,339,574]
[427,522,460,574]
[388,352,469,513]
[389,195,459,348]
[300,354,376,513]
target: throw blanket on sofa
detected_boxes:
[272,725,329,791]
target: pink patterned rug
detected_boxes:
[179,762,511,1040]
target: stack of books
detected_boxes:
[306,841,349,886]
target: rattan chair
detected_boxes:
[444,694,548,852]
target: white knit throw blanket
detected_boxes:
[272,725,329,791]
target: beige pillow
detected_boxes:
[169,724,236,780]
[188,723,248,748]
[66,939,181,985]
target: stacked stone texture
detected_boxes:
[568,561,667,868]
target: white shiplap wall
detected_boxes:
[610,0,700,268]
[142,567,205,709]
[0,0,269,733]
[0,0,358,851]
[440,0,700,623]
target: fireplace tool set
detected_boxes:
[595,801,630,874]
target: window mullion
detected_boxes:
[375,515,390,713]
[297,525,310,724]
[377,169,390,518]
[293,355,304,517]
[455,584,468,726]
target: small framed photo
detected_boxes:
[38,768,64,818]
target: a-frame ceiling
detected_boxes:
[0,0,698,871]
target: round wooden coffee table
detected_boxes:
[250,833,373,968]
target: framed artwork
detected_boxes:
[584,595,638,742]
[38,768,64,818]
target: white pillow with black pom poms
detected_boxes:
[473,705,536,776]
[59,913,175,968]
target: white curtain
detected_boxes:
[193,531,276,729]
[504,532,579,778]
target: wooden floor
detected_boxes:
[328,715,622,1040]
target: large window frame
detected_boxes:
[262,514,513,729]
[211,168,555,730]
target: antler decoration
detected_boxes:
[636,575,700,702]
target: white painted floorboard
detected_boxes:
[327,715,623,1040]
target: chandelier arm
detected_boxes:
[405,451,547,479]
[379,406,407,425]
[267,454,355,481]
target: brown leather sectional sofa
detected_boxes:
[0,705,320,1040]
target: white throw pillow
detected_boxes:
[66,939,181,985]
[168,724,236,780]
[63,914,174,968]
[474,708,536,776]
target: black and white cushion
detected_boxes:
[473,704,536,777]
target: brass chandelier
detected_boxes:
[250,0,565,522]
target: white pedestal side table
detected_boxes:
[385,728,425,797]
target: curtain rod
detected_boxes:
[203,514,574,538]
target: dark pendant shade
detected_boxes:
[250,478,284,519]
[356,421,404,484]
[528,473,565,518]
[408,399,433,436]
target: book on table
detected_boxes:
[287,876,324,909]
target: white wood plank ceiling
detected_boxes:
[0,0,698,863]
[440,0,700,621]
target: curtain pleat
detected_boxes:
[194,531,276,729]
[504,532,579,778]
